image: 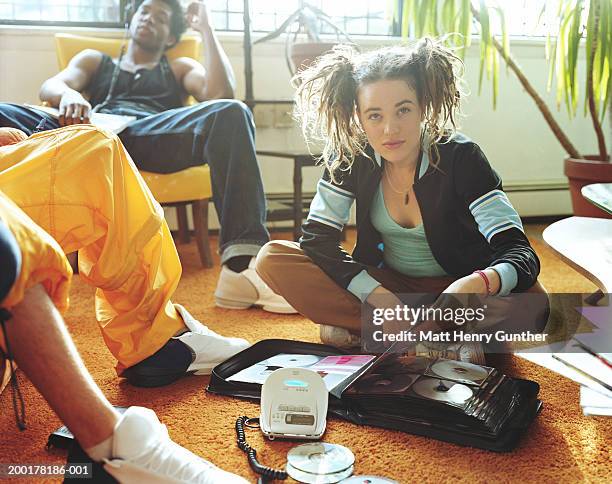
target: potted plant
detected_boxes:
[394,0,612,217]
[253,0,353,74]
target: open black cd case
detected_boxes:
[207,339,542,452]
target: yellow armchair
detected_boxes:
[54,33,213,268]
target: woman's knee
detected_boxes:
[255,240,300,285]
[526,280,548,295]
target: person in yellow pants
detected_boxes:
[0,193,247,483]
[0,125,249,389]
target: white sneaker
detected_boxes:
[104,406,248,483]
[319,324,361,349]
[215,258,297,314]
[175,304,250,374]
[123,305,250,387]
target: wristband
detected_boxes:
[473,270,492,296]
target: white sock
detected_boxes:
[84,434,113,462]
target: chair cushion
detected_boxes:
[140,165,212,204]
[54,33,202,69]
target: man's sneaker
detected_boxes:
[319,324,361,349]
[103,406,248,483]
[215,258,297,314]
[123,305,250,387]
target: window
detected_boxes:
[0,0,124,27]
[0,0,564,39]
[0,0,394,35]
[486,0,559,38]
[208,0,394,36]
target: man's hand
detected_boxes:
[186,2,212,33]
[58,90,91,126]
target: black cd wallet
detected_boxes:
[207,339,542,452]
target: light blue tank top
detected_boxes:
[371,183,448,277]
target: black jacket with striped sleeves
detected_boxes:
[299,133,540,301]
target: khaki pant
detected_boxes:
[255,240,549,338]
[0,126,184,377]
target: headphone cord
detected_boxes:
[235,416,288,482]
[0,308,26,431]
[92,2,131,114]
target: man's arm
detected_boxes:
[39,49,102,125]
[175,2,236,101]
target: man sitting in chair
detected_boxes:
[0,0,294,315]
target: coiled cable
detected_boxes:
[235,416,288,481]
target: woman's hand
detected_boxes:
[442,270,500,296]
[419,270,501,333]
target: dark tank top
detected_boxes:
[88,54,184,118]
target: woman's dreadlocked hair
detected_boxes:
[293,37,465,182]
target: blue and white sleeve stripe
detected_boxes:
[469,189,523,242]
[489,262,518,296]
[307,179,355,231]
[347,270,382,302]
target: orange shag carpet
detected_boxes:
[0,226,610,483]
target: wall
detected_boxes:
[1,25,609,229]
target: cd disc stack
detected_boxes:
[344,356,527,439]
[287,443,355,483]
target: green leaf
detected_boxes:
[601,57,612,122]
[402,0,413,37]
[442,0,453,33]
[598,0,608,86]
[478,41,486,94]
[479,0,490,46]
[556,1,574,114]
[547,39,558,92]
[417,0,429,36]
[556,7,569,111]
[458,0,472,57]
[585,0,595,75]
[430,0,440,35]
[562,0,582,117]
[493,6,509,73]
[487,35,495,79]
[478,0,491,92]
[492,48,499,109]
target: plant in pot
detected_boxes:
[394,0,612,217]
[253,0,353,74]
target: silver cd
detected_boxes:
[264,354,321,368]
[340,476,399,483]
[428,359,489,384]
[288,443,355,475]
[412,377,474,405]
[287,463,354,483]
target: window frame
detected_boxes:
[0,0,129,28]
[0,0,400,35]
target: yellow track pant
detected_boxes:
[0,125,184,373]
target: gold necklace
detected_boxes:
[384,167,410,205]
